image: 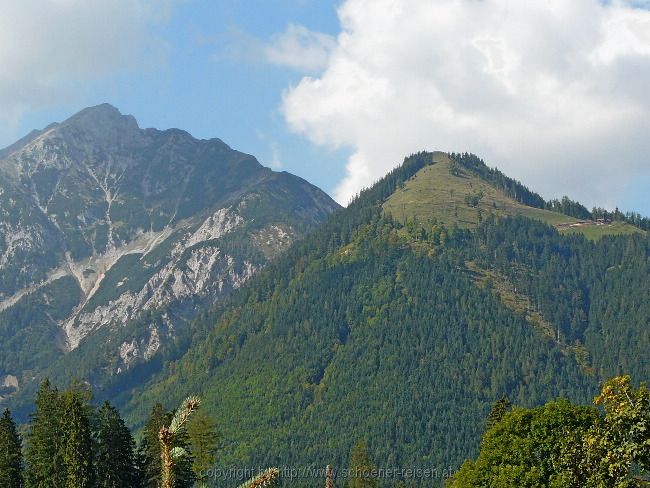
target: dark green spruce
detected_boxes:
[95,401,140,488]
[61,390,94,488]
[0,408,23,488]
[24,379,66,488]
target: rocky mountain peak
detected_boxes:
[54,103,140,145]
[61,103,138,131]
[0,105,340,409]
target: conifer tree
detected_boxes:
[140,403,168,488]
[25,379,66,488]
[187,410,219,488]
[139,403,194,488]
[95,401,139,488]
[347,441,379,488]
[159,397,200,488]
[62,391,94,488]
[486,395,512,430]
[0,408,23,488]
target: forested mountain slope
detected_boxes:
[115,151,648,482]
[0,104,339,410]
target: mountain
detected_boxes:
[0,104,339,406]
[111,151,648,483]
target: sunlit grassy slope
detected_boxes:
[383,152,643,239]
[560,221,644,240]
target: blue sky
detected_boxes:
[1,0,348,194]
[1,0,649,215]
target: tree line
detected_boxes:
[0,379,220,488]
[451,152,650,230]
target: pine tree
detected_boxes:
[187,410,219,488]
[25,379,66,488]
[486,395,512,430]
[159,397,200,488]
[347,441,379,488]
[62,391,94,488]
[140,403,168,488]
[95,401,139,488]
[0,408,23,488]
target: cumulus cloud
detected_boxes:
[265,24,336,73]
[282,0,650,207]
[0,0,175,129]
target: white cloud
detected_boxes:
[282,0,650,207]
[0,0,176,130]
[265,24,336,73]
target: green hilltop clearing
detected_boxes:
[383,152,644,240]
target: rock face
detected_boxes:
[0,104,339,402]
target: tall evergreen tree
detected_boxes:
[62,391,94,488]
[187,410,219,488]
[140,403,168,488]
[347,441,379,488]
[0,408,23,488]
[95,401,139,488]
[25,379,66,488]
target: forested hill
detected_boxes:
[103,151,648,483]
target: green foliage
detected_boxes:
[383,152,577,230]
[95,401,140,488]
[347,441,379,488]
[187,410,220,487]
[0,275,82,376]
[159,397,200,488]
[0,408,23,488]
[123,212,598,475]
[469,216,650,380]
[61,391,94,488]
[138,402,195,488]
[486,396,512,431]
[25,379,66,488]
[563,376,650,487]
[140,404,168,488]
[6,148,648,487]
[109,152,647,480]
[449,377,650,487]
[463,190,484,208]
[546,196,592,220]
[450,152,546,208]
[448,400,599,487]
[24,380,142,488]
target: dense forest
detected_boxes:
[83,152,645,484]
[1,375,648,487]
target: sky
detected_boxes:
[1,0,650,215]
